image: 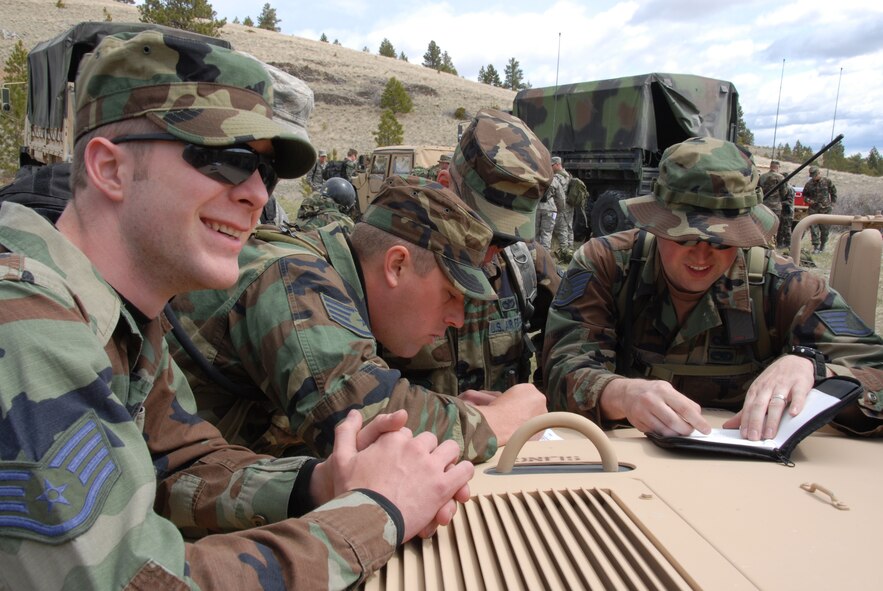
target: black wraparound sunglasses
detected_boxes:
[672,239,733,250]
[111,133,278,195]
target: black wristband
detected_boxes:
[356,488,405,547]
[288,459,320,518]
[789,345,827,383]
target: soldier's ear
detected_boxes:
[83,137,127,204]
[382,244,410,288]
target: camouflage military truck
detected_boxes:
[351,144,454,214]
[19,22,230,167]
[513,73,739,240]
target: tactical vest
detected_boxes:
[616,231,773,402]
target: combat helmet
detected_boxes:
[620,137,778,248]
[321,177,356,209]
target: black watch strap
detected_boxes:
[790,345,827,382]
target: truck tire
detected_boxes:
[591,190,633,237]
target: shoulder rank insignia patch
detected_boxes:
[321,293,373,339]
[814,309,873,337]
[552,269,594,308]
[0,412,121,544]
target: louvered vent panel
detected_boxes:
[363,487,695,591]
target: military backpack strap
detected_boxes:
[501,241,538,327]
[501,241,539,384]
[253,223,312,248]
[616,230,652,373]
[746,245,772,362]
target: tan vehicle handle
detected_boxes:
[495,412,619,473]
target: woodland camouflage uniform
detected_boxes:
[551,162,574,257]
[293,192,355,232]
[545,137,883,436]
[804,165,838,251]
[758,160,789,246]
[386,109,560,393]
[168,177,500,460]
[0,30,400,590]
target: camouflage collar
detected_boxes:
[0,203,124,344]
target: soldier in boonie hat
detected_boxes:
[362,176,496,300]
[620,136,778,248]
[75,29,316,178]
[449,108,552,242]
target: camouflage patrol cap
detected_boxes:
[809,165,820,175]
[621,137,778,248]
[361,176,496,301]
[439,153,452,163]
[74,30,315,178]
[770,160,780,166]
[449,108,552,242]
[550,156,562,166]
[262,61,314,145]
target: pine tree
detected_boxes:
[735,103,754,146]
[243,16,253,27]
[139,0,227,37]
[503,58,525,90]
[256,3,281,32]
[439,51,457,75]
[823,142,845,170]
[478,64,502,87]
[320,33,328,42]
[380,77,412,114]
[232,16,240,24]
[867,147,882,176]
[422,41,442,69]
[373,109,404,147]
[780,143,793,161]
[378,38,396,58]
[399,51,408,62]
[0,41,28,176]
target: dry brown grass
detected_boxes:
[4,1,883,329]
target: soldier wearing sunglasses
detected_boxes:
[545,137,883,441]
[0,30,474,589]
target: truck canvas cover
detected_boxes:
[27,22,231,130]
[513,72,738,154]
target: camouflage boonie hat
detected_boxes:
[74,30,315,178]
[361,176,496,301]
[439,153,452,163]
[449,108,552,242]
[621,137,778,248]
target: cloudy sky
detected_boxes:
[209,0,883,157]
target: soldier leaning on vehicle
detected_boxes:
[545,137,883,441]
[0,30,474,589]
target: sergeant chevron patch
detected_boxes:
[0,412,121,543]
[814,309,873,337]
[321,293,372,338]
[552,269,594,308]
